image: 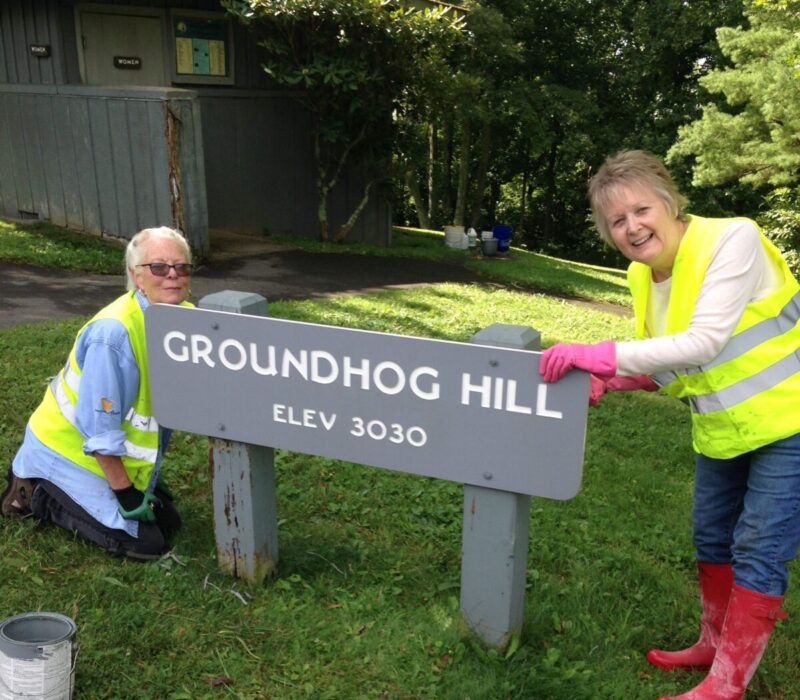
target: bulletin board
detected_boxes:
[171,12,234,85]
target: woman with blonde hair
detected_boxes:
[540,150,800,700]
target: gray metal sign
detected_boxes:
[146,305,588,499]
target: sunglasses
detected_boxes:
[137,262,193,277]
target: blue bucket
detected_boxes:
[492,225,513,253]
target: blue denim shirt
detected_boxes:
[13,291,169,535]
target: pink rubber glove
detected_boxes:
[588,373,658,406]
[539,340,617,383]
[606,375,659,393]
[589,375,608,406]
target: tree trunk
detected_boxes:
[405,169,430,229]
[315,132,330,241]
[487,179,500,225]
[468,122,492,229]
[520,169,528,242]
[334,181,376,242]
[453,118,472,226]
[314,124,366,242]
[542,142,559,245]
[317,187,329,241]
[442,116,454,223]
[427,121,437,227]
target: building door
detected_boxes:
[79,10,167,86]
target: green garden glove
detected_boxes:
[155,476,174,501]
[113,485,161,523]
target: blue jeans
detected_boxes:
[693,432,800,595]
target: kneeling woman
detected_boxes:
[1,227,194,560]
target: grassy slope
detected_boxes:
[260,227,632,307]
[0,220,125,273]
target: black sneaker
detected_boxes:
[1,469,36,517]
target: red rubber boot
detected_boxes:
[658,584,787,700]
[648,562,733,671]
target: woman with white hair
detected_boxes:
[1,227,194,560]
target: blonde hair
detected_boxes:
[588,150,688,247]
[125,227,191,290]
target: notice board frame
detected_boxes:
[170,9,235,86]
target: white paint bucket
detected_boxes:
[0,613,77,700]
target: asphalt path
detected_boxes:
[0,249,481,329]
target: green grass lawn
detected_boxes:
[1,222,797,699]
[0,220,125,273]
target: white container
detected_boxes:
[0,613,77,700]
[443,225,465,245]
[444,226,467,249]
[481,230,494,241]
[445,233,469,249]
[444,225,465,237]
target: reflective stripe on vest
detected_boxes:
[651,370,678,388]
[125,407,160,433]
[686,289,800,375]
[49,373,159,464]
[650,289,800,412]
[56,362,160,435]
[50,374,75,424]
[63,362,80,393]
[627,215,800,458]
[690,350,800,415]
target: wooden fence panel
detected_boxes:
[0,85,208,251]
[0,98,18,216]
[19,93,50,220]
[87,97,121,236]
[66,97,101,234]
[5,94,34,214]
[148,102,173,230]
[38,93,67,227]
[128,99,158,232]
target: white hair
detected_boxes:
[125,227,192,290]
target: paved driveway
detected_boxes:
[0,250,479,329]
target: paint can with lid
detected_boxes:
[0,613,77,700]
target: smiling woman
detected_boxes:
[603,184,688,282]
[538,149,800,700]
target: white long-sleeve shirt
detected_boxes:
[616,220,784,376]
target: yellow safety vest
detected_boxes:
[628,215,800,459]
[28,292,192,491]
